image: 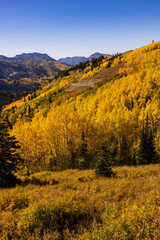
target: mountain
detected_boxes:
[14,52,55,61]
[0,52,55,61]
[88,52,111,61]
[58,56,88,66]
[58,52,111,65]
[0,55,69,92]
[0,55,12,60]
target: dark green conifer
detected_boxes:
[95,141,115,177]
[0,120,21,188]
[138,118,156,165]
[79,131,90,169]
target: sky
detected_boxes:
[0,0,160,59]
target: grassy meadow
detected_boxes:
[0,164,160,239]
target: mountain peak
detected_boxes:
[88,52,111,61]
[14,52,55,61]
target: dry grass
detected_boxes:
[0,165,160,239]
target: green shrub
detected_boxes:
[19,198,95,236]
[95,142,115,178]
[95,158,114,178]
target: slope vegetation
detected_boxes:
[2,41,160,172]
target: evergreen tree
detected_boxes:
[80,132,87,158]
[106,61,111,68]
[79,131,90,169]
[0,120,21,188]
[138,119,156,165]
[95,141,115,177]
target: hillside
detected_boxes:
[0,53,69,107]
[1,41,160,173]
[0,58,68,83]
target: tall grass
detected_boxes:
[0,165,160,239]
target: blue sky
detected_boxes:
[0,0,160,59]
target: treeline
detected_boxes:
[53,60,90,80]
[11,107,159,176]
[53,54,112,80]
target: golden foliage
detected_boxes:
[3,41,158,170]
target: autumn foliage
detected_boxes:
[1,41,160,173]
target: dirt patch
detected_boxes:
[67,78,101,92]
[67,64,124,92]
[89,64,124,79]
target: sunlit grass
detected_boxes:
[0,165,160,239]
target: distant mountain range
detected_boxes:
[0,53,69,92]
[0,53,69,81]
[0,52,56,61]
[0,51,109,107]
[58,52,111,66]
[0,52,111,67]
[14,53,56,61]
[0,51,111,92]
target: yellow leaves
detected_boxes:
[118,67,132,75]
[5,41,160,169]
[3,99,26,111]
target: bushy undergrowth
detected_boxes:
[0,165,160,239]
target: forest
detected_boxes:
[1,41,160,174]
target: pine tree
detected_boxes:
[0,120,21,188]
[138,119,156,165]
[95,141,115,177]
[79,131,90,169]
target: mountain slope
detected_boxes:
[0,55,12,60]
[2,41,160,172]
[0,57,69,92]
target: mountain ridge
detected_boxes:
[0,52,55,61]
[0,55,69,93]
[14,52,56,61]
[58,52,111,65]
[0,52,111,63]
